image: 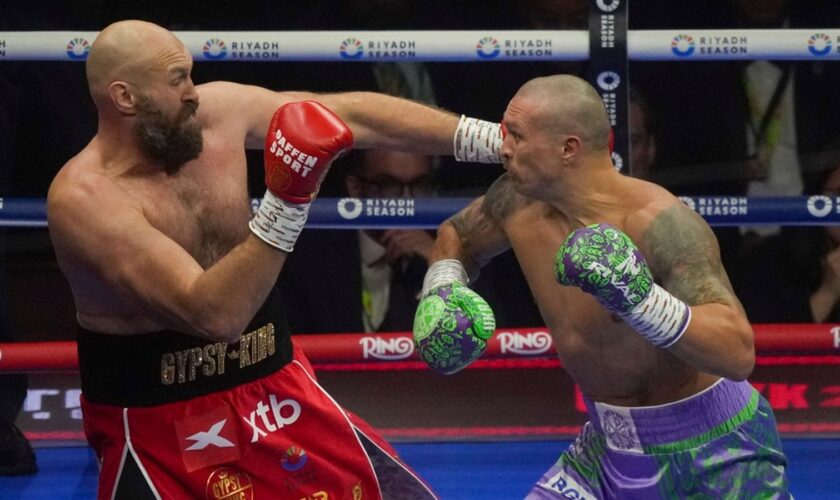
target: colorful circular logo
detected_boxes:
[205,468,253,500]
[808,33,832,57]
[280,446,308,472]
[340,38,364,60]
[66,38,90,60]
[671,34,695,57]
[476,37,501,59]
[203,38,227,60]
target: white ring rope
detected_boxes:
[1,30,839,62]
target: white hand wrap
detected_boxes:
[453,115,503,164]
[248,190,310,252]
[623,283,692,348]
[421,259,469,296]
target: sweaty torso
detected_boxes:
[57,94,254,334]
[495,179,714,406]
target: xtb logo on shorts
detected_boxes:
[175,406,242,473]
[243,395,301,443]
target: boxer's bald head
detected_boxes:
[87,20,202,172]
[87,20,188,105]
[516,75,612,153]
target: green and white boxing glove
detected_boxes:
[554,223,691,348]
[412,259,496,375]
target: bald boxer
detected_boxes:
[47,20,501,500]
[413,75,790,498]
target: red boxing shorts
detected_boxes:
[81,346,436,499]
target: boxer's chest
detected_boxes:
[506,204,619,335]
[138,138,253,268]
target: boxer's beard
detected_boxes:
[134,97,203,174]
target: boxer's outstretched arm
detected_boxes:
[635,204,756,380]
[211,82,463,155]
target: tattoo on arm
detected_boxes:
[482,174,518,223]
[642,205,736,306]
[447,175,515,271]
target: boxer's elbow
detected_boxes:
[722,325,755,381]
[724,347,755,381]
[187,310,245,344]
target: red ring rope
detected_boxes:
[0,324,837,373]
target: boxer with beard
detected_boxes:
[133,94,202,174]
[47,19,503,499]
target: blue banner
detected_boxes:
[5,196,840,228]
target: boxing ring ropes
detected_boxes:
[2,23,840,441]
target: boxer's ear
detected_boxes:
[109,81,138,115]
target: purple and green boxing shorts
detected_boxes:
[527,378,790,499]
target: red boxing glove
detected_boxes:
[264,101,353,204]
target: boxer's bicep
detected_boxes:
[445,177,514,270]
[641,205,737,307]
[199,82,318,150]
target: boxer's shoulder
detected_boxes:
[483,173,532,223]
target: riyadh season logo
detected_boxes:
[671,34,695,57]
[596,71,620,92]
[339,38,364,60]
[202,38,227,60]
[807,195,835,218]
[679,196,696,211]
[281,446,308,472]
[476,37,501,59]
[337,198,363,219]
[596,0,620,13]
[808,33,832,57]
[66,38,90,60]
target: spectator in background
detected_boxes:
[282,146,545,334]
[632,0,840,287]
[281,149,436,334]
[738,144,840,323]
[628,86,658,181]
